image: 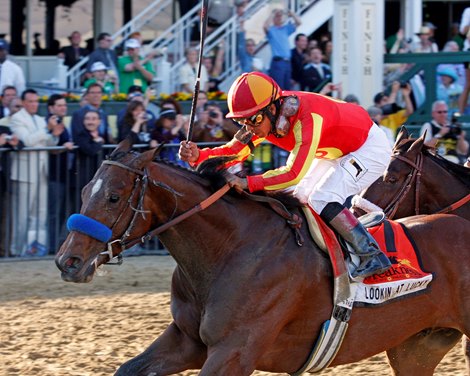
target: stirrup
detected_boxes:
[351,253,391,279]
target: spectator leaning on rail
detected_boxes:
[46,94,74,253]
[71,83,114,144]
[179,71,392,279]
[9,89,65,256]
[0,97,23,257]
[0,86,18,119]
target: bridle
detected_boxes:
[89,159,230,271]
[382,153,423,219]
[382,151,470,219]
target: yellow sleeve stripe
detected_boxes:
[262,113,322,190]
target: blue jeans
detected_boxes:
[269,59,292,90]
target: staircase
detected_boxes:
[65,0,333,94]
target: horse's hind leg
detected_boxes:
[386,328,462,376]
[115,322,206,376]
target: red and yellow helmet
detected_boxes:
[226,72,281,119]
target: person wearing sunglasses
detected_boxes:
[420,100,468,164]
[179,71,393,279]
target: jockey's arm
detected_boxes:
[246,117,318,192]
[179,136,254,167]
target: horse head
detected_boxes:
[56,138,159,282]
[353,127,426,218]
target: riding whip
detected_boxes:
[186,0,210,141]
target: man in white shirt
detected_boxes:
[9,89,64,256]
[0,39,26,95]
[179,47,209,93]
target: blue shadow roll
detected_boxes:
[67,214,113,243]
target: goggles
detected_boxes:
[236,111,264,127]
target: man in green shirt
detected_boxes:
[118,38,155,94]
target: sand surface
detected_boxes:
[0,256,466,375]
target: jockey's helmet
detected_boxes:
[226,72,281,119]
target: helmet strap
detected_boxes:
[268,100,283,137]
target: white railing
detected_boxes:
[161,0,321,94]
[65,0,322,93]
[66,0,177,90]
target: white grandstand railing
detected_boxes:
[66,0,176,90]
[65,0,321,93]
[159,0,321,93]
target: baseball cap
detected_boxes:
[124,38,141,49]
[127,85,143,94]
[0,39,10,51]
[159,109,177,119]
[90,61,107,72]
[373,92,387,104]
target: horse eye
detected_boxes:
[109,194,120,203]
[386,175,398,184]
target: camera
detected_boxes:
[399,81,408,88]
[56,116,62,124]
[138,132,151,143]
[209,110,218,119]
[449,112,462,136]
[4,135,12,141]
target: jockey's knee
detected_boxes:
[308,198,329,214]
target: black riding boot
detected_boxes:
[320,202,391,279]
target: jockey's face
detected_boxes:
[243,104,275,138]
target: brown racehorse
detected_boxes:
[354,127,470,220]
[354,127,470,373]
[56,138,470,376]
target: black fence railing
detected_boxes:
[0,141,285,258]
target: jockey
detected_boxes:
[179,72,392,279]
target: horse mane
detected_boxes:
[197,157,303,208]
[422,147,470,187]
[397,138,470,188]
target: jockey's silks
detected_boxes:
[194,92,372,192]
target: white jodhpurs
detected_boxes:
[293,123,392,213]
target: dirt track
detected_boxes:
[0,256,466,375]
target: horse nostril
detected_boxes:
[60,256,83,274]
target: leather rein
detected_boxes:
[92,160,303,270]
[384,152,470,219]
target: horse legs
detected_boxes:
[462,336,470,374]
[198,347,257,376]
[386,328,462,376]
[114,322,206,376]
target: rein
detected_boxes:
[90,159,231,269]
[87,158,304,272]
[383,152,470,218]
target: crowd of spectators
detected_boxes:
[2,3,470,257]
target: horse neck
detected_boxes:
[146,163,239,283]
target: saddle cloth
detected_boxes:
[302,207,433,306]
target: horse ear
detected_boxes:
[131,147,160,170]
[407,135,425,155]
[110,137,133,158]
[395,126,409,146]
